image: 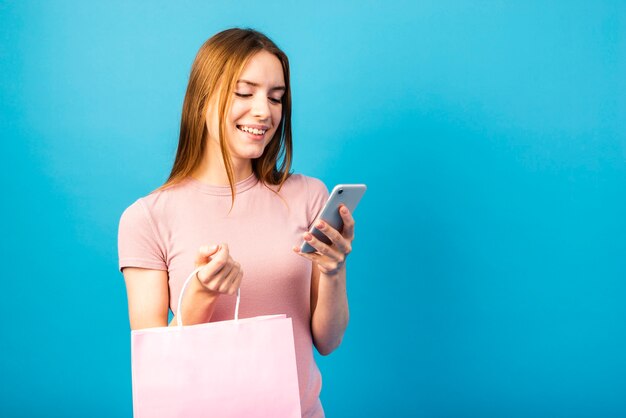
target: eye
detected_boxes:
[234,92,252,98]
[268,97,282,104]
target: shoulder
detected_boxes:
[117,185,185,261]
[118,193,169,271]
[119,198,148,227]
[281,173,329,199]
[279,174,329,224]
[118,196,159,245]
[120,181,191,224]
[119,191,158,227]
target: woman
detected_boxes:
[118,28,355,418]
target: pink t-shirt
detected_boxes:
[118,173,329,418]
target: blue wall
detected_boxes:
[1,1,624,417]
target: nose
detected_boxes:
[251,94,270,120]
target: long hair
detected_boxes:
[160,28,293,202]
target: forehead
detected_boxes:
[238,50,285,87]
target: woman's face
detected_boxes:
[205,50,285,163]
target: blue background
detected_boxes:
[1,1,625,417]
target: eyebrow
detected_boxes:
[237,79,286,92]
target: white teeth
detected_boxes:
[239,125,266,135]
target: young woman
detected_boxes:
[118,28,355,417]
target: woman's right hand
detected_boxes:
[194,243,243,295]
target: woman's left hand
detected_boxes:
[293,205,355,276]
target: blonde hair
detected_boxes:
[160,28,292,202]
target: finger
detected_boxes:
[292,245,325,263]
[209,244,230,268]
[227,269,244,295]
[301,231,343,261]
[200,260,234,293]
[292,247,343,275]
[198,250,230,283]
[315,220,352,255]
[339,205,355,240]
[195,244,220,267]
[217,261,239,293]
[213,255,235,285]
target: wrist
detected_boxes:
[319,266,346,282]
[188,274,220,300]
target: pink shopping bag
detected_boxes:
[130,267,302,418]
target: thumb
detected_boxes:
[195,244,220,267]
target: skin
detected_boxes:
[123,50,354,355]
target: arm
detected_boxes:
[294,205,355,355]
[310,263,349,355]
[123,267,220,330]
[123,244,243,330]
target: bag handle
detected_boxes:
[175,266,241,327]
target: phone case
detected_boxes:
[300,184,367,253]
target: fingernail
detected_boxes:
[317,221,324,229]
[304,233,312,241]
[341,207,349,214]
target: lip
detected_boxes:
[236,124,270,130]
[236,125,267,141]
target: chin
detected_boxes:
[233,146,267,160]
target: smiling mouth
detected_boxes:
[236,125,268,136]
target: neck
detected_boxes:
[191,140,253,186]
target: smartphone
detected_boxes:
[300,184,367,253]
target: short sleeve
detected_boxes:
[304,176,330,228]
[118,199,167,272]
